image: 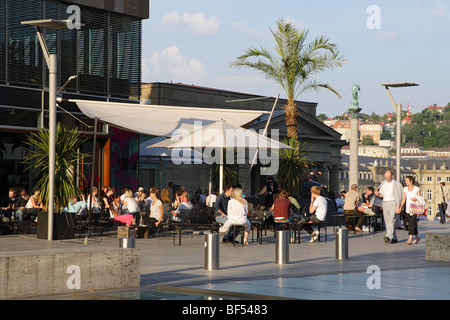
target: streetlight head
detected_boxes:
[21,19,71,30]
[380,82,419,88]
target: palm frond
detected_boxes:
[22,123,89,212]
[277,137,315,196]
[231,18,345,102]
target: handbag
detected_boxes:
[409,202,425,215]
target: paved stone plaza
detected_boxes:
[1,219,450,300]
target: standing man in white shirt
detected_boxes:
[375,169,404,244]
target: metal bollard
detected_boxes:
[335,228,348,259]
[275,230,289,264]
[205,233,219,270]
[119,237,135,248]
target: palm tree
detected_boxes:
[277,137,315,195]
[231,18,345,138]
[22,123,89,213]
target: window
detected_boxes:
[0,0,142,99]
[427,190,432,201]
[437,177,442,182]
[427,176,432,182]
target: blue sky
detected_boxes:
[142,1,450,117]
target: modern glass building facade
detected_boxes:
[0,0,148,195]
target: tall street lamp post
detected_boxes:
[21,19,73,240]
[381,82,419,182]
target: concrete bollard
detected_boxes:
[275,230,289,264]
[119,237,135,248]
[335,228,348,259]
[205,233,219,270]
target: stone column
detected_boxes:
[329,164,341,192]
[348,84,362,189]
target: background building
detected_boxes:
[0,0,148,195]
[359,120,382,144]
[410,159,449,220]
[339,155,449,220]
[141,82,344,195]
[332,120,351,141]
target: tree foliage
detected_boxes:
[22,123,89,212]
[402,108,449,148]
[231,18,344,138]
[277,137,314,196]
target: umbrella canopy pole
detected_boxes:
[219,147,224,193]
[86,117,98,244]
[242,94,279,194]
[208,166,212,207]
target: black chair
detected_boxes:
[61,212,84,242]
[62,211,103,243]
[230,224,246,247]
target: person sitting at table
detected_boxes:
[287,192,301,217]
[87,187,102,214]
[215,185,235,243]
[14,188,28,221]
[358,186,377,216]
[270,190,293,230]
[206,190,218,207]
[149,187,164,228]
[170,191,193,222]
[110,193,134,226]
[19,188,30,202]
[124,189,141,221]
[161,187,174,222]
[24,190,43,221]
[300,186,327,243]
[333,191,345,213]
[263,177,280,209]
[343,184,363,232]
[0,188,18,220]
[100,188,114,217]
[134,187,147,210]
[63,194,87,217]
[219,188,251,245]
[191,190,203,208]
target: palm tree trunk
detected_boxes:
[284,99,298,139]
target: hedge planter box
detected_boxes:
[36,211,75,240]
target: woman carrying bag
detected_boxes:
[400,176,425,245]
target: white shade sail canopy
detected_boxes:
[146,119,293,193]
[140,136,204,162]
[146,119,293,150]
[72,99,268,137]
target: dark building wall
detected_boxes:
[63,0,149,19]
[0,0,143,100]
[0,0,147,194]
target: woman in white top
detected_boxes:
[110,193,134,226]
[87,187,102,213]
[25,190,42,220]
[149,187,163,227]
[25,190,41,209]
[219,188,251,245]
[124,190,140,216]
[401,176,423,245]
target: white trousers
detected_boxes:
[383,201,397,240]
